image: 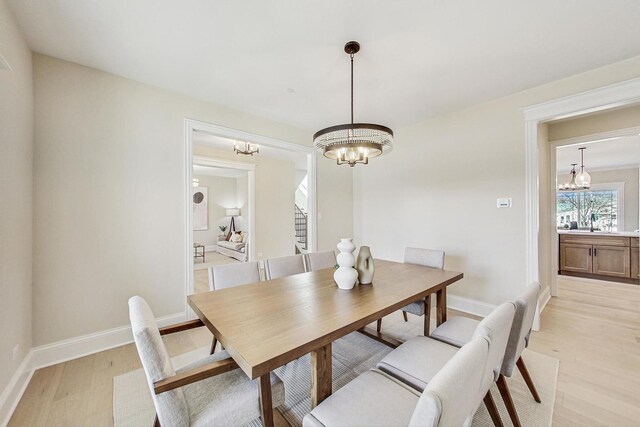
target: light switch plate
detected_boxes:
[497,198,512,208]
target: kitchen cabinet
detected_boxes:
[559,233,638,284]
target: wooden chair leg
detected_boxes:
[153,414,160,427]
[516,356,541,403]
[402,311,408,322]
[483,390,504,427]
[496,375,521,427]
[210,338,217,355]
[376,318,382,333]
[423,295,431,336]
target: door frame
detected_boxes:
[183,118,317,316]
[523,76,640,329]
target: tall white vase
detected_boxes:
[334,238,358,290]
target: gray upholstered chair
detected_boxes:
[303,335,489,427]
[376,247,445,336]
[375,302,516,427]
[430,282,542,427]
[305,250,337,271]
[128,296,284,427]
[264,254,306,280]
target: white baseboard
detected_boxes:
[205,245,217,252]
[447,294,496,318]
[31,311,187,370]
[0,350,34,427]
[539,285,552,313]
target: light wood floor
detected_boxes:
[9,276,640,426]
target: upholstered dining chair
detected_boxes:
[376,247,445,336]
[429,282,542,427]
[303,335,489,427]
[207,261,261,352]
[305,250,337,271]
[129,296,285,427]
[264,254,306,280]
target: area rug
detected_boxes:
[114,328,558,426]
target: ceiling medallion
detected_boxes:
[234,141,259,156]
[313,41,393,167]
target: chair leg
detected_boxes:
[402,311,408,322]
[210,338,217,355]
[153,414,160,427]
[496,375,521,427]
[376,318,382,333]
[423,295,431,336]
[483,390,504,427]
[516,356,541,403]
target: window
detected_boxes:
[556,183,624,232]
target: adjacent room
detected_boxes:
[2,1,640,426]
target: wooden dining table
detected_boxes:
[188,259,463,426]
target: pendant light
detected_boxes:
[575,147,591,189]
[313,41,393,167]
[234,141,259,156]
[558,164,577,191]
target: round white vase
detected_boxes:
[334,238,358,290]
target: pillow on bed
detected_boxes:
[230,232,243,243]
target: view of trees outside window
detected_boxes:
[557,189,618,231]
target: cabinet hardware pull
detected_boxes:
[594,248,597,256]
[589,248,592,256]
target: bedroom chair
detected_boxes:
[128,296,284,427]
[376,247,445,336]
[303,335,489,427]
[207,261,261,352]
[430,282,542,427]
[375,302,516,427]
[305,250,337,271]
[264,254,306,280]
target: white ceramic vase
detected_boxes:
[334,238,358,290]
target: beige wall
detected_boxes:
[192,174,239,247]
[193,145,295,259]
[548,104,640,141]
[316,155,353,252]
[555,168,639,231]
[354,55,640,306]
[0,0,33,394]
[32,54,337,346]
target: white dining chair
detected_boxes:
[264,254,306,280]
[129,296,284,427]
[305,250,337,271]
[430,282,542,427]
[377,247,445,336]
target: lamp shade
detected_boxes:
[226,208,241,216]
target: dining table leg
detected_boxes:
[258,374,274,427]
[436,287,447,326]
[311,342,332,408]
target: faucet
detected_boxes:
[589,213,596,232]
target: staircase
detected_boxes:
[295,204,308,253]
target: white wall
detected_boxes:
[192,174,240,247]
[354,55,640,306]
[0,0,33,397]
[32,54,319,346]
[193,145,295,260]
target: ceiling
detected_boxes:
[193,164,247,179]
[556,135,640,174]
[8,1,640,131]
[193,131,308,171]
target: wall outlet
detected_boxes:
[12,344,19,361]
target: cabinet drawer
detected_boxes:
[632,237,639,247]
[560,234,630,247]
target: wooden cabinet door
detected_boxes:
[560,244,593,274]
[631,247,639,281]
[592,245,630,278]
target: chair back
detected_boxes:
[502,282,541,377]
[472,302,515,392]
[128,296,189,426]
[208,261,261,291]
[409,336,488,427]
[305,250,337,271]
[404,247,445,269]
[264,254,306,280]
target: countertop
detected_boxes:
[557,230,640,237]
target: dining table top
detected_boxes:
[188,259,463,379]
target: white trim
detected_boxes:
[204,245,217,252]
[447,295,497,318]
[30,312,187,370]
[0,351,33,427]
[538,286,552,315]
[523,76,640,330]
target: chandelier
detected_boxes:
[558,164,577,191]
[234,141,259,156]
[313,41,393,167]
[558,147,591,191]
